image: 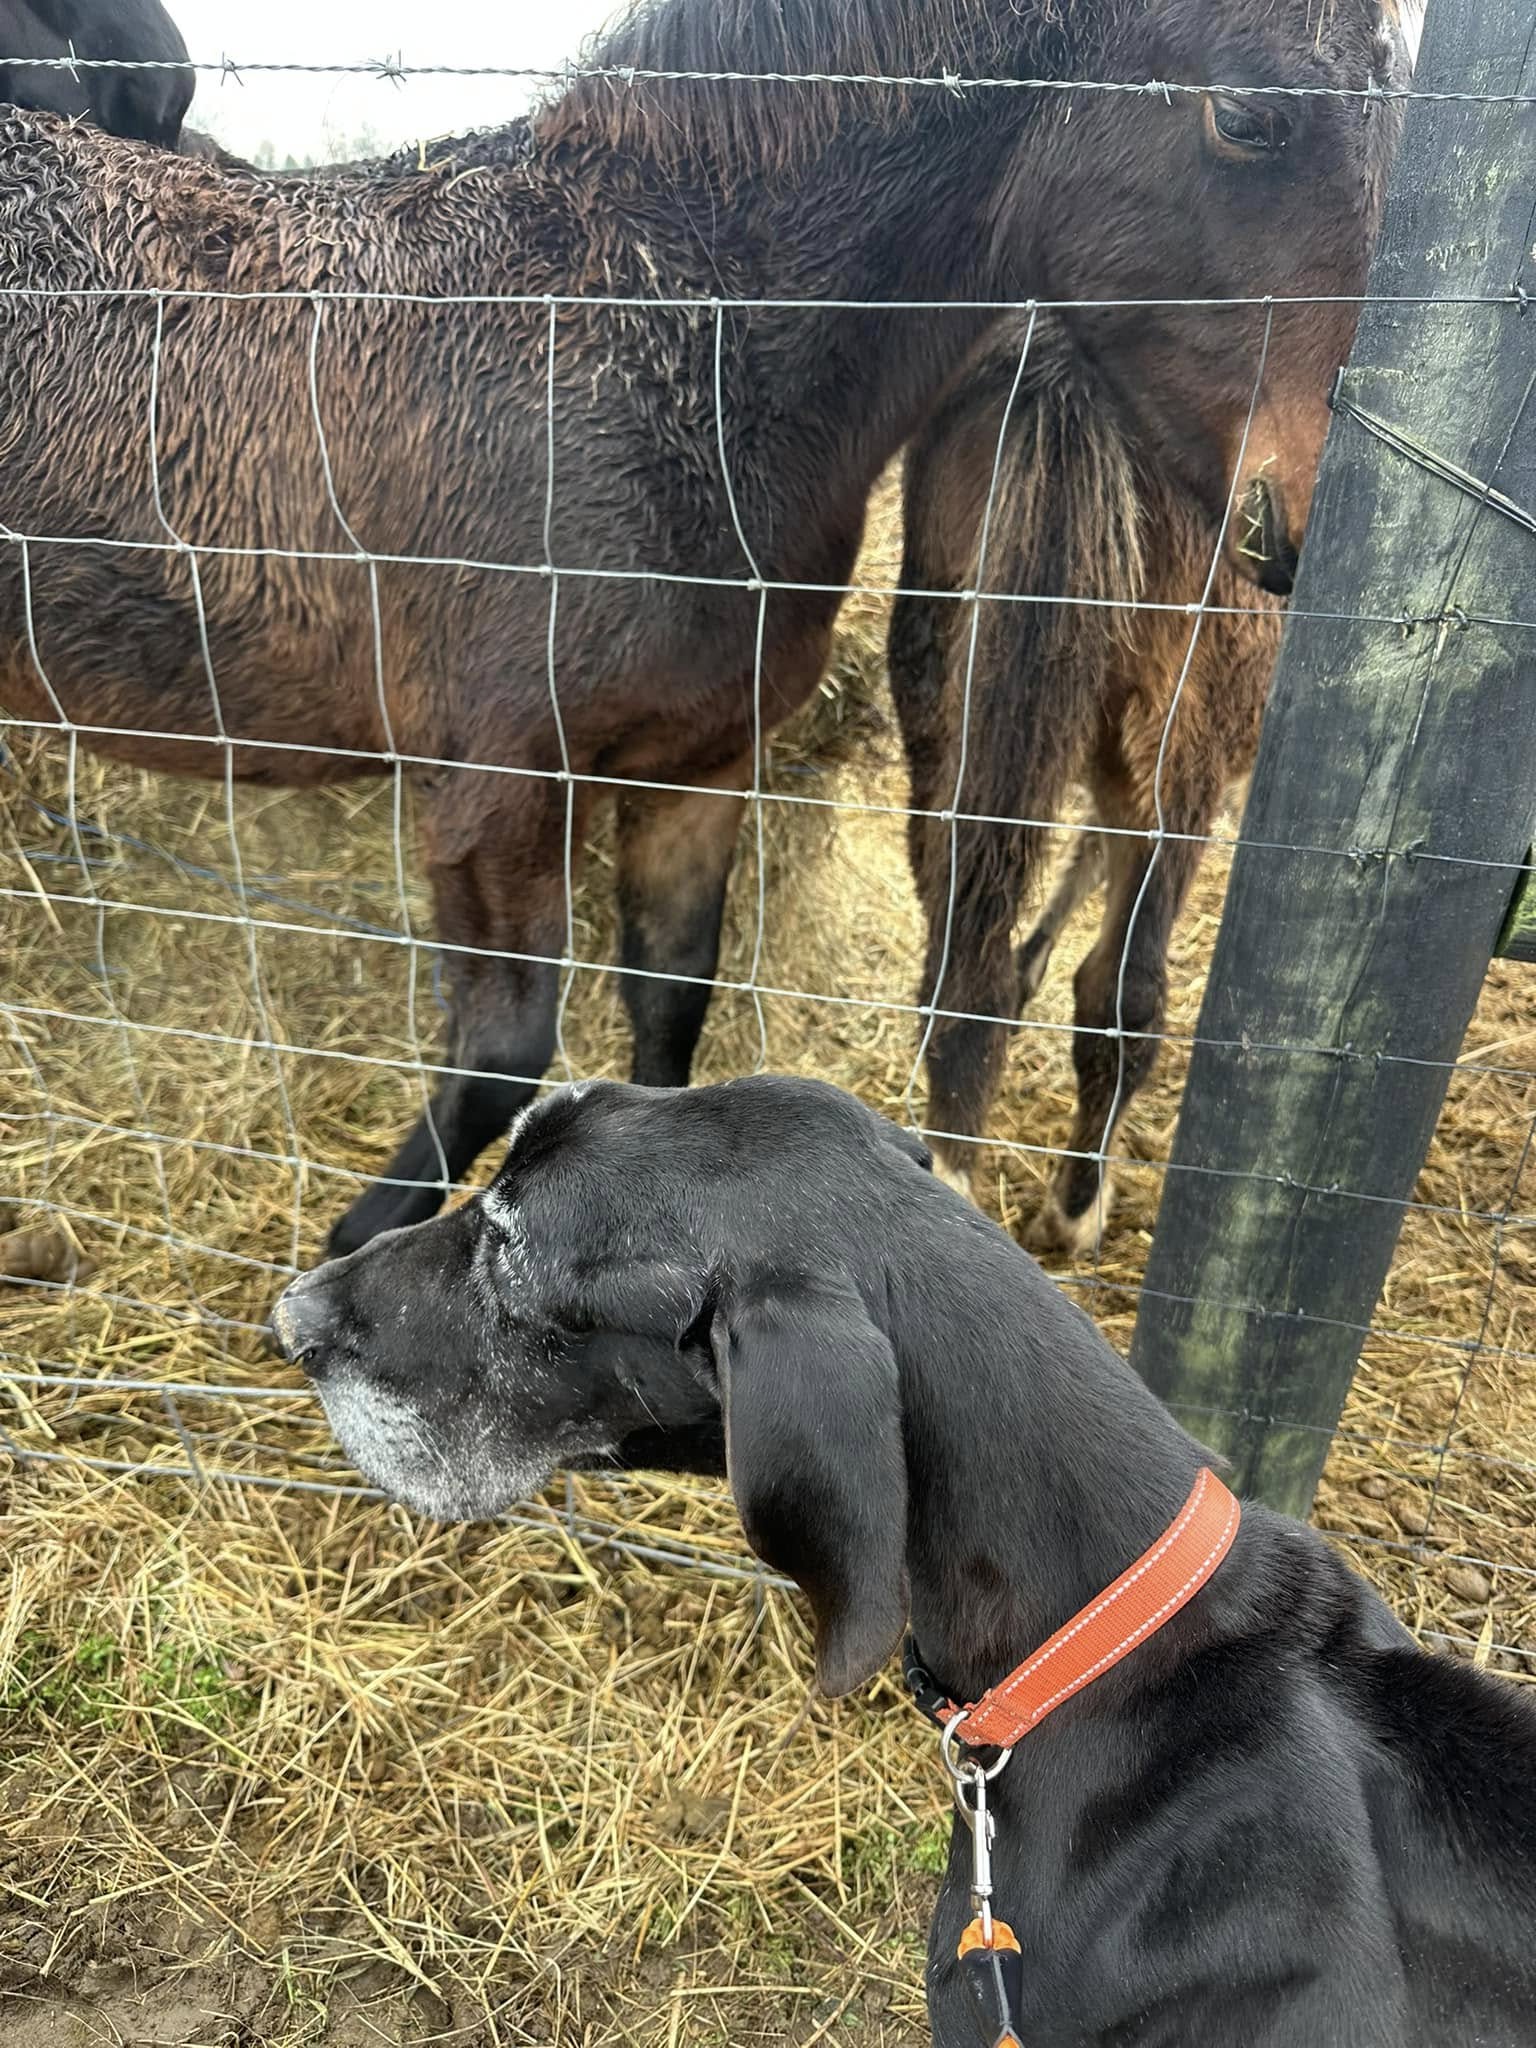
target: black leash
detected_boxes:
[905,1636,1028,2047]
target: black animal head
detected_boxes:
[995,0,1419,594]
[271,1077,937,1695]
[0,0,196,149]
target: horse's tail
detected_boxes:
[891,316,1146,973]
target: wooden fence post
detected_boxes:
[1128,0,1536,1518]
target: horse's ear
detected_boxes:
[710,1277,908,1697]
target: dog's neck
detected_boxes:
[890,1222,1209,1708]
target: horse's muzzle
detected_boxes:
[1234,476,1298,597]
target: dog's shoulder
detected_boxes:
[1354,1636,1536,1802]
[1298,1530,1536,1905]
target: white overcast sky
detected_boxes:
[173,0,621,162]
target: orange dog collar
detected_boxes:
[912,1466,1241,1752]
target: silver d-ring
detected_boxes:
[940,1711,1014,1788]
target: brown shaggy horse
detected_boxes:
[0,0,1409,1255]
[0,0,192,145]
[890,315,1285,1252]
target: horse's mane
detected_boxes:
[585,0,1034,82]
[535,0,1398,180]
[535,0,1079,173]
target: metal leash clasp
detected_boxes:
[961,1761,996,1942]
[940,1713,1026,2044]
[940,1712,1013,1943]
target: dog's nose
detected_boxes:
[269,1272,342,1375]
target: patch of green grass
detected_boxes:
[1,1627,256,1732]
[838,1816,952,1908]
[909,1822,950,1877]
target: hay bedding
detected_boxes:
[0,487,1532,2044]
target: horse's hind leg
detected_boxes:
[891,573,1043,1199]
[912,804,1037,1199]
[1016,828,1106,1004]
[1030,811,1207,1259]
[893,659,1054,1199]
[613,758,748,1086]
[327,777,591,1257]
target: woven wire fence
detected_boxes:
[1,41,1533,1678]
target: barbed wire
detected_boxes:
[0,50,1531,107]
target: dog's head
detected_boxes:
[270,1077,943,1694]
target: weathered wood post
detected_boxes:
[1129,0,1536,1518]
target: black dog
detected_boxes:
[271,1076,1536,2046]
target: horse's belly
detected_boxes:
[0,639,389,788]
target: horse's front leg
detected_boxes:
[613,754,751,1088]
[327,770,593,1257]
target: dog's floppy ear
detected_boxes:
[711,1275,907,1697]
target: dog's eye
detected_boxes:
[1206,93,1291,157]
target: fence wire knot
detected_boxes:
[1400,604,1472,634]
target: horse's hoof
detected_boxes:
[933,1153,979,1204]
[325,1216,369,1263]
[1025,1175,1116,1259]
[327,1180,447,1261]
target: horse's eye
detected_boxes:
[1206,93,1291,156]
